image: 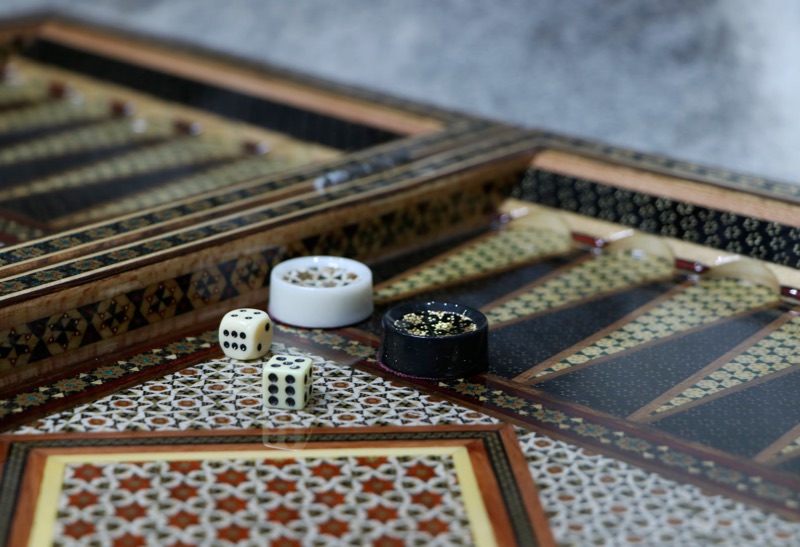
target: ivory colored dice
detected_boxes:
[219,308,273,360]
[263,354,313,409]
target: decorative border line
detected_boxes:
[0,245,280,371]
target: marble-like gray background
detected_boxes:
[2,0,799,184]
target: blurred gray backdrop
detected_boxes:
[1,0,799,184]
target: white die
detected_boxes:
[263,354,313,409]
[219,308,273,360]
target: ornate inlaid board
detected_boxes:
[1,14,800,545]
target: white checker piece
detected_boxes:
[269,256,373,328]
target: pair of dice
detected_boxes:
[219,308,313,410]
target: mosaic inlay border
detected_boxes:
[513,169,800,270]
[0,329,219,431]
[0,425,550,547]
[0,246,277,372]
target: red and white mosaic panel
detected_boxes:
[56,453,471,546]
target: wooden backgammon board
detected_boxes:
[0,14,799,546]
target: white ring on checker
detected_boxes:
[268,256,373,328]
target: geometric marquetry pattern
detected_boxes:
[653,314,800,415]
[0,325,37,371]
[140,279,184,321]
[8,336,498,434]
[485,252,674,326]
[536,131,800,203]
[516,169,800,269]
[532,277,780,378]
[0,247,281,371]
[519,432,800,546]
[374,225,571,302]
[186,267,226,309]
[91,295,135,339]
[230,254,275,296]
[0,329,217,423]
[55,453,471,546]
[42,310,88,356]
[284,182,507,264]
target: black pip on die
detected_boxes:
[219,308,273,360]
[263,355,313,409]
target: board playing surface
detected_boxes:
[4,206,800,543]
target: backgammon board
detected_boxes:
[1,14,799,546]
